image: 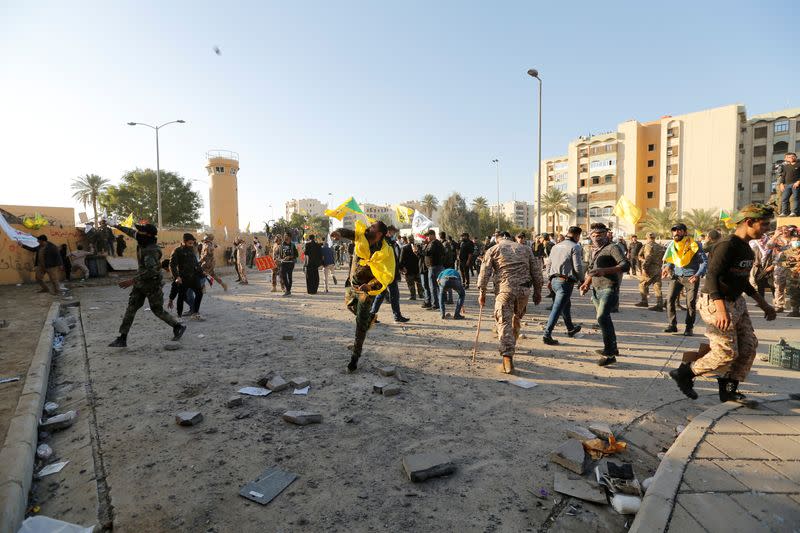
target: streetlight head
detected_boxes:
[527,68,539,78]
[177,120,186,124]
[127,122,137,126]
[492,159,499,163]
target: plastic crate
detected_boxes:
[768,339,800,371]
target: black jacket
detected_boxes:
[170,246,204,280]
[22,241,62,269]
[399,243,419,276]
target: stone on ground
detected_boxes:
[382,384,401,396]
[589,422,614,439]
[565,426,596,441]
[549,439,587,474]
[282,410,322,425]
[402,452,456,482]
[226,396,243,408]
[267,374,289,392]
[377,366,396,377]
[289,377,310,388]
[164,342,181,351]
[175,411,203,426]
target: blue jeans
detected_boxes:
[428,266,444,308]
[438,277,465,317]
[781,185,800,214]
[370,280,402,319]
[591,287,618,354]
[544,278,575,336]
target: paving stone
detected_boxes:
[226,396,243,408]
[710,416,758,434]
[289,377,310,388]
[589,422,614,439]
[767,415,800,433]
[730,415,797,435]
[716,460,800,492]
[666,502,705,533]
[549,439,587,474]
[704,434,777,460]
[282,411,322,426]
[768,460,800,484]
[623,426,666,457]
[681,459,747,492]
[693,439,727,459]
[377,366,396,377]
[553,471,606,504]
[564,426,596,441]
[175,411,203,426]
[730,493,800,533]
[164,342,181,351]
[743,435,800,460]
[677,493,766,533]
[266,375,289,392]
[761,401,800,416]
[402,452,456,482]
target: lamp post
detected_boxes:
[492,158,500,229]
[527,68,542,234]
[127,119,186,230]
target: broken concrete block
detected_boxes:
[549,439,586,474]
[39,410,77,431]
[564,426,596,441]
[256,371,276,387]
[282,335,294,341]
[267,375,289,392]
[52,318,70,335]
[175,411,203,426]
[282,411,322,425]
[226,396,243,408]
[553,471,607,504]
[289,377,310,389]
[382,384,401,396]
[377,366,396,377]
[589,422,614,439]
[402,452,456,482]
[373,382,389,394]
[164,342,181,351]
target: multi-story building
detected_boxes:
[285,198,326,220]
[490,201,535,229]
[362,203,393,224]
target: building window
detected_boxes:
[774,140,789,153]
[589,159,616,170]
[774,120,789,134]
[591,176,600,185]
[602,206,614,217]
[753,126,768,139]
[647,191,654,199]
[796,140,800,152]
[647,159,654,167]
[577,194,588,203]
[230,168,236,175]
[579,179,586,187]
[753,145,767,157]
[589,207,600,217]
[752,182,765,193]
[576,208,586,218]
[667,127,678,138]
[796,121,800,133]
[214,166,225,173]
[647,144,655,151]
[603,175,613,183]
[752,163,766,176]
[647,175,654,183]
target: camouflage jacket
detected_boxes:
[777,247,800,277]
[116,225,163,288]
[200,242,217,271]
[477,238,543,295]
[638,240,665,271]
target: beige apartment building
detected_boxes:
[285,198,326,219]
[490,200,536,229]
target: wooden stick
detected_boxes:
[472,305,484,363]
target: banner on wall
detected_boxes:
[0,213,39,247]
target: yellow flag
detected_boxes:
[121,213,135,228]
[612,196,642,226]
[245,221,250,233]
[394,205,414,224]
[353,219,395,296]
[325,197,365,220]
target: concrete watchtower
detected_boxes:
[206,150,240,233]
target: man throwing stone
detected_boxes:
[109,223,185,347]
[477,231,542,374]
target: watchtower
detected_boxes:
[206,150,240,233]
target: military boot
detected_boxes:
[634,297,649,308]
[498,355,515,375]
[649,297,665,312]
[717,378,747,402]
[348,326,368,373]
[669,363,698,400]
[172,324,187,341]
[108,334,127,347]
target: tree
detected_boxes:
[101,168,201,228]
[540,187,574,234]
[71,174,109,224]
[471,196,489,212]
[682,208,720,235]
[640,207,680,238]
[420,194,439,217]
[438,193,476,237]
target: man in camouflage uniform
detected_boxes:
[477,231,543,375]
[636,232,665,311]
[778,229,800,316]
[108,223,186,347]
[200,234,228,291]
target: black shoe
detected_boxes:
[664,325,679,333]
[542,336,559,346]
[595,348,619,357]
[669,363,698,400]
[567,325,582,338]
[453,314,465,320]
[717,378,746,402]
[347,355,359,373]
[683,328,694,337]
[172,324,187,341]
[634,301,649,308]
[597,355,617,366]
[394,316,410,323]
[421,303,432,309]
[108,335,127,347]
[430,306,440,311]
[649,304,665,312]
[408,297,417,301]
[333,276,338,285]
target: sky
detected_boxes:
[3,1,798,231]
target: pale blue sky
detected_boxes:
[2,1,797,229]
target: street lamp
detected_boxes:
[127,119,186,230]
[527,68,542,234]
[492,159,500,229]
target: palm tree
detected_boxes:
[471,196,489,212]
[640,207,679,238]
[420,194,439,217]
[540,187,574,233]
[71,174,109,224]
[682,208,720,235]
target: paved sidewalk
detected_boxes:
[632,396,800,533]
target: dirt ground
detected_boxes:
[13,267,800,532]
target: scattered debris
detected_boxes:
[595,460,641,496]
[256,372,275,387]
[52,317,71,335]
[549,439,587,474]
[40,410,77,431]
[588,422,614,439]
[43,402,59,415]
[198,334,206,338]
[565,426,596,441]
[18,516,93,533]
[266,375,289,392]
[675,425,686,434]
[403,452,456,482]
[289,377,310,388]
[610,494,641,515]
[0,376,21,385]
[238,387,271,396]
[373,382,389,394]
[583,435,627,459]
[377,365,396,377]
[533,487,550,499]
[281,335,294,341]
[175,411,203,426]
[382,384,401,396]
[226,396,243,408]
[36,443,53,460]
[506,378,538,389]
[36,460,69,478]
[239,466,297,505]
[164,342,181,351]
[642,477,654,493]
[293,386,310,395]
[282,410,322,425]
[553,471,607,504]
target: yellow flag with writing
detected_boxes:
[612,196,642,226]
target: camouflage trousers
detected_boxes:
[494,290,530,357]
[692,294,757,381]
[119,283,179,335]
[346,287,375,357]
[787,273,800,310]
[638,269,662,301]
[773,267,787,308]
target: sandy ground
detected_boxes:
[16,267,800,532]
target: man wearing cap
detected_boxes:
[171,233,206,320]
[661,223,708,336]
[627,235,643,276]
[636,233,665,310]
[200,234,228,291]
[108,223,185,347]
[777,152,800,217]
[671,204,776,402]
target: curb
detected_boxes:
[0,302,60,533]
[628,395,792,533]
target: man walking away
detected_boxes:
[670,204,776,402]
[321,239,337,292]
[108,223,185,347]
[278,232,298,296]
[543,226,584,345]
[636,232,665,310]
[579,223,629,366]
[477,231,543,374]
[662,223,708,336]
[778,152,800,216]
[628,235,643,276]
[116,234,127,257]
[303,234,323,294]
[400,236,423,300]
[425,230,446,310]
[170,233,206,320]
[69,245,90,281]
[369,226,409,323]
[438,267,466,319]
[458,232,475,289]
[200,234,228,291]
[18,235,63,295]
[271,236,284,292]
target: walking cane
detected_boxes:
[472,304,484,363]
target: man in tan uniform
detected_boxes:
[636,232,664,311]
[200,235,228,291]
[477,231,543,374]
